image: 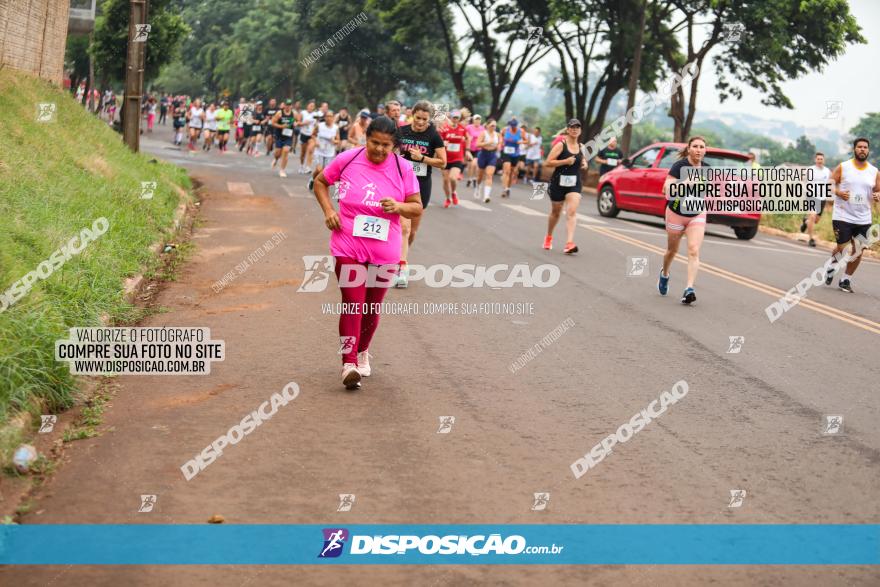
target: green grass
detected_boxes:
[0,70,191,426]
[760,209,879,250]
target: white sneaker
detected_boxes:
[342,363,361,389]
[357,351,371,377]
[279,170,287,178]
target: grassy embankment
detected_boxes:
[0,70,191,461]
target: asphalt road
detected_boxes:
[5,133,879,586]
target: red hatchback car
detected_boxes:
[596,142,761,240]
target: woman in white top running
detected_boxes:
[308,112,340,192]
[203,103,218,151]
[187,99,205,151]
[474,119,501,203]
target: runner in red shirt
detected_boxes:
[440,110,468,208]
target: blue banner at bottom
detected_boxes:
[1,525,877,565]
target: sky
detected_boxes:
[508,0,879,131]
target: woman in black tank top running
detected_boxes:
[543,119,587,254]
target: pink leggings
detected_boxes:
[335,256,391,365]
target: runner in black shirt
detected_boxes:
[596,137,624,177]
[659,136,710,305]
[392,100,447,288]
[543,119,587,254]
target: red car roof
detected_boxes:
[652,142,750,160]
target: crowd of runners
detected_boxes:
[157,95,879,389]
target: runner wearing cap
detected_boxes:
[543,119,586,254]
[312,116,423,389]
[500,119,527,198]
[440,110,468,208]
[465,114,484,188]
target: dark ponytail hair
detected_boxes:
[678,135,706,160]
[366,115,398,140]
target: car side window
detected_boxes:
[632,148,660,168]
[657,148,679,169]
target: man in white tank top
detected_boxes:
[825,138,880,293]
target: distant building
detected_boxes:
[69,0,96,34]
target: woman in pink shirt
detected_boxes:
[313,116,423,389]
[465,114,484,189]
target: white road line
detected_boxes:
[456,200,492,212]
[281,184,312,199]
[598,226,825,256]
[575,213,607,225]
[502,203,544,217]
[227,182,254,195]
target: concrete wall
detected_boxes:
[0,0,70,84]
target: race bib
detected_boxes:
[281,128,293,137]
[353,215,389,241]
[252,125,261,132]
[410,160,428,177]
[447,143,461,152]
[177,117,185,123]
[607,159,618,167]
[559,174,577,187]
[238,121,244,128]
[503,146,515,155]
[851,192,867,205]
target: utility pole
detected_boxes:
[122,0,149,152]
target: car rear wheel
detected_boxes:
[733,225,758,240]
[597,185,620,218]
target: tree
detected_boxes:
[300,0,447,107]
[849,113,880,165]
[389,0,552,119]
[650,0,865,141]
[152,61,207,96]
[535,0,667,144]
[182,0,259,98]
[65,35,91,91]
[620,0,647,154]
[92,0,190,83]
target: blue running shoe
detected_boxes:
[681,287,696,305]
[658,272,670,296]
